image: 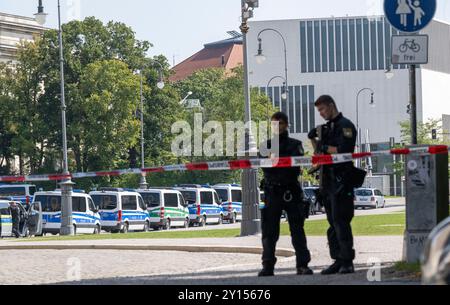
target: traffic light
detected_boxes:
[432,129,437,140]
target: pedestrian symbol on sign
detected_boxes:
[385,0,436,33]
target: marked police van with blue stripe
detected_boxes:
[0,184,37,208]
[90,188,150,233]
[0,201,13,238]
[33,191,101,235]
[213,184,243,224]
[174,185,223,226]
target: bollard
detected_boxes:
[403,147,449,263]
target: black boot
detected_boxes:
[321,261,342,275]
[297,266,314,275]
[338,262,355,274]
[258,263,275,277]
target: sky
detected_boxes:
[1,0,449,66]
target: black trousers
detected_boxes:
[261,188,311,268]
[322,184,355,264]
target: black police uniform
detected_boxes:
[260,131,311,273]
[309,113,357,269]
[10,204,21,238]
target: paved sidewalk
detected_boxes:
[0,235,418,285]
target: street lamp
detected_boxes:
[36,0,74,236]
[180,91,193,105]
[138,62,165,189]
[255,28,289,127]
[265,75,287,120]
[240,0,260,237]
[34,0,47,25]
[356,88,375,168]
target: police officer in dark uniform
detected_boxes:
[9,202,21,238]
[308,95,358,275]
[259,112,313,277]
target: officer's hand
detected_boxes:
[308,128,318,140]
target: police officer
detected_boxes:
[308,95,357,275]
[9,202,21,238]
[259,112,313,277]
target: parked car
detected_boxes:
[354,188,386,209]
[213,184,242,223]
[35,190,101,235]
[0,184,37,208]
[174,185,223,226]
[0,199,42,238]
[421,216,450,285]
[90,188,149,233]
[303,186,324,215]
[138,188,189,230]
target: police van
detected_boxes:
[138,189,189,230]
[174,185,223,226]
[0,200,13,238]
[90,188,150,233]
[33,190,101,235]
[0,184,37,207]
[213,184,242,223]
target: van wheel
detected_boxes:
[94,225,101,235]
[143,221,150,232]
[184,218,190,229]
[164,219,171,230]
[121,222,129,234]
[229,213,236,224]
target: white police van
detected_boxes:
[213,184,243,223]
[33,190,101,235]
[90,188,150,233]
[174,185,223,226]
[0,184,37,207]
[138,188,190,230]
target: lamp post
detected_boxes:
[240,0,260,237]
[356,88,375,168]
[255,28,290,128]
[35,0,74,236]
[138,62,165,189]
[265,75,287,127]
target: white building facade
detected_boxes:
[248,16,450,145]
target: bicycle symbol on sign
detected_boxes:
[399,39,421,53]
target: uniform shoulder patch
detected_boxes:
[343,128,353,138]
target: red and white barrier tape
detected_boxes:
[0,145,448,183]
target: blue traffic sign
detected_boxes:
[384,0,437,33]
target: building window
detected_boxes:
[295,86,301,133]
[384,19,391,70]
[307,21,314,73]
[321,20,328,72]
[328,20,335,72]
[356,19,363,71]
[377,19,385,70]
[302,85,308,132]
[335,19,342,71]
[370,19,378,71]
[349,18,356,71]
[309,86,315,131]
[342,19,349,71]
[314,20,321,72]
[363,18,370,70]
[289,86,294,133]
[300,21,307,73]
[281,86,287,114]
[274,86,280,110]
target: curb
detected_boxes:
[0,244,295,257]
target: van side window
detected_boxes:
[141,193,161,208]
[88,198,96,212]
[72,197,87,213]
[29,186,36,195]
[0,187,26,196]
[200,192,213,205]
[213,192,221,205]
[164,193,178,208]
[231,190,242,202]
[178,194,185,207]
[122,195,137,210]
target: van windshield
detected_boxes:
[180,191,196,205]
[215,189,229,202]
[0,187,26,196]
[35,195,61,212]
[141,193,161,208]
[91,195,117,210]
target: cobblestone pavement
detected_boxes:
[0,235,419,285]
